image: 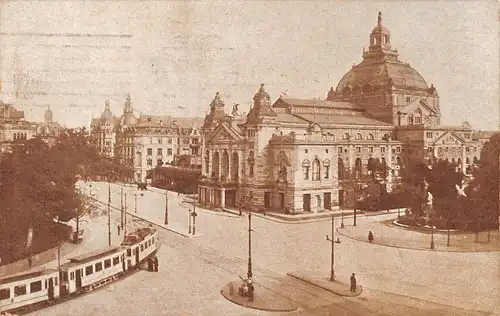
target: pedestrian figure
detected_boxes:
[147,257,153,271]
[28,256,32,268]
[247,280,254,302]
[350,273,357,292]
[368,231,374,243]
[153,256,159,272]
[117,225,121,235]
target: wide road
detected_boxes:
[31,181,497,315]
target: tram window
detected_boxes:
[14,285,26,296]
[104,259,111,268]
[70,272,75,280]
[55,277,58,286]
[113,256,119,266]
[95,262,103,272]
[62,271,68,282]
[152,237,155,244]
[30,281,42,293]
[140,244,144,252]
[86,265,93,275]
[0,289,10,300]
[127,249,131,256]
[45,280,47,289]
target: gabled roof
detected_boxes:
[207,122,244,143]
[400,99,438,115]
[433,129,467,145]
[273,98,363,110]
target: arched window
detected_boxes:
[221,150,229,179]
[312,159,320,181]
[381,158,387,177]
[248,151,255,177]
[231,152,239,180]
[352,85,362,95]
[302,160,310,180]
[212,152,220,179]
[338,158,345,180]
[473,156,478,164]
[466,157,470,165]
[342,87,352,96]
[367,133,374,140]
[355,158,362,177]
[355,133,362,140]
[204,150,210,174]
[343,133,350,140]
[367,157,375,175]
[396,156,402,165]
[451,157,456,165]
[323,159,330,179]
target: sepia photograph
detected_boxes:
[0,1,498,315]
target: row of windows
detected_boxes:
[13,133,28,140]
[305,146,401,154]
[85,255,122,276]
[0,277,58,300]
[147,148,173,156]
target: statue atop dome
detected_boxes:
[378,11,382,26]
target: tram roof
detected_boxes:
[66,246,122,265]
[0,268,58,284]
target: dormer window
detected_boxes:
[406,96,411,103]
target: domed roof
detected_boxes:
[335,61,429,94]
[371,24,390,34]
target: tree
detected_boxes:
[0,127,108,262]
[465,133,500,229]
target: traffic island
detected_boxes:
[221,280,298,312]
[287,271,362,297]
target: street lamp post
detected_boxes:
[107,180,112,247]
[325,215,336,281]
[341,211,344,228]
[192,210,197,235]
[164,190,169,225]
[430,215,435,250]
[120,187,124,228]
[124,192,127,237]
[188,208,192,234]
[247,207,253,280]
[135,194,138,213]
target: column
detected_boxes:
[348,144,355,171]
[227,151,232,180]
[221,188,226,208]
[387,143,393,187]
[461,146,466,173]
[208,150,213,177]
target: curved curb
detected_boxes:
[336,228,500,253]
[220,280,298,312]
[392,220,461,234]
[287,273,363,297]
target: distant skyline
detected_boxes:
[0,0,498,130]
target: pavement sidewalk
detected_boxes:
[338,219,500,252]
[287,271,362,297]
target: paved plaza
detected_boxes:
[338,218,500,252]
[24,181,500,315]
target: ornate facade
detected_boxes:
[199,12,494,215]
[90,95,204,182]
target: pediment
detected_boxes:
[207,123,243,143]
[433,130,466,146]
[402,99,437,115]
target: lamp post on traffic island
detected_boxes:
[191,209,198,235]
[247,207,253,280]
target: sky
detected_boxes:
[0,0,498,130]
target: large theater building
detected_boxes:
[198,12,490,215]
